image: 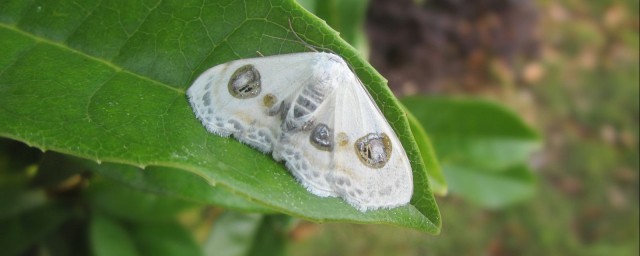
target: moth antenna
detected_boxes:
[288,19,318,52]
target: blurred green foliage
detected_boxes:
[290,0,639,255]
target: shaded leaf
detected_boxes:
[246,215,291,256]
[0,138,42,177]
[130,220,203,256]
[0,188,46,219]
[90,162,276,213]
[90,214,138,256]
[91,213,202,256]
[0,203,70,255]
[87,178,197,222]
[32,151,87,187]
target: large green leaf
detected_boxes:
[403,96,540,208]
[0,0,439,232]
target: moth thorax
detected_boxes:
[289,82,331,120]
[228,64,261,99]
[355,133,392,169]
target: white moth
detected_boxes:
[187,52,413,211]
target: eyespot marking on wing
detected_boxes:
[228,64,261,99]
[310,123,333,151]
[354,133,392,169]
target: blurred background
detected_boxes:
[290,0,639,255]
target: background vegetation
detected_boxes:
[291,0,639,255]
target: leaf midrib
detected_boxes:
[0,23,184,95]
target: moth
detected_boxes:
[187,52,413,211]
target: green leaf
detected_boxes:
[205,212,290,256]
[296,0,370,54]
[130,220,203,256]
[0,188,46,219]
[87,178,197,222]
[32,151,86,187]
[403,96,540,207]
[40,218,91,256]
[87,160,276,213]
[403,106,447,195]
[246,215,290,256]
[0,138,42,179]
[91,214,138,256]
[0,203,70,255]
[443,164,536,208]
[0,0,439,233]
[91,213,202,256]
[205,212,265,256]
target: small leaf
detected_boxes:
[403,106,447,195]
[443,164,536,208]
[90,214,138,256]
[246,215,290,256]
[205,212,291,256]
[297,0,370,54]
[130,220,203,256]
[403,96,540,207]
[204,212,266,256]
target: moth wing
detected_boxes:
[272,95,338,198]
[188,52,413,211]
[272,54,413,211]
[330,74,414,211]
[187,53,318,152]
